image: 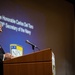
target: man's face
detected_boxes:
[0,25,2,32]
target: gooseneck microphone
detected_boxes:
[25,40,40,51]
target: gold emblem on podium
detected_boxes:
[10,44,23,57]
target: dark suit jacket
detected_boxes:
[0,45,5,62]
[0,45,5,75]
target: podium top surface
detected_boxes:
[3,48,52,64]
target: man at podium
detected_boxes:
[0,22,14,62]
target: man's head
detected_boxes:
[0,23,3,32]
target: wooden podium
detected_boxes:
[3,48,55,75]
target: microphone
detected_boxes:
[26,40,37,47]
[25,40,40,50]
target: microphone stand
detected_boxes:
[25,40,40,52]
[32,45,40,52]
[32,45,35,52]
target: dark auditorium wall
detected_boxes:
[74,5,75,75]
[2,0,74,75]
[42,1,74,75]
